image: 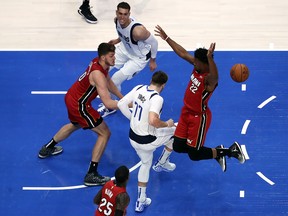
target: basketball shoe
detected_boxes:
[152,159,176,172]
[215,145,227,172]
[135,198,152,212]
[97,103,117,117]
[38,145,63,159]
[78,4,97,24]
[84,172,110,186]
[229,142,246,164]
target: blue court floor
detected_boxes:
[0,50,287,216]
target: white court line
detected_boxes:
[241,120,251,135]
[256,172,275,185]
[258,95,276,109]
[241,145,250,160]
[22,161,141,191]
[31,91,67,95]
[4,48,288,51]
[22,185,87,191]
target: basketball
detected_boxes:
[230,63,249,83]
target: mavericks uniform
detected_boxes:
[112,18,151,81]
[95,180,127,216]
[125,85,175,182]
[174,68,215,150]
[65,57,108,129]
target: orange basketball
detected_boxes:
[230,63,249,83]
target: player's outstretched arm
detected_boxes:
[205,43,218,92]
[154,25,195,65]
[133,25,158,71]
[90,70,119,110]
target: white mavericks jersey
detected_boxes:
[116,17,151,58]
[128,85,163,136]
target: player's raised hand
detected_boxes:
[207,43,216,58]
[154,25,168,41]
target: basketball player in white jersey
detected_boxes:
[98,1,158,117]
[118,71,176,212]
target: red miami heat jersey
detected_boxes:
[95,180,127,216]
[183,68,213,113]
[66,57,109,106]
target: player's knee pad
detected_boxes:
[187,147,201,161]
[173,137,188,153]
[188,147,213,161]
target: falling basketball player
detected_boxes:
[154,25,246,172]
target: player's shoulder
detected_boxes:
[150,91,162,101]
[134,84,145,91]
[116,192,130,205]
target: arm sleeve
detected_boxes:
[144,34,158,59]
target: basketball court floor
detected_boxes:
[1,1,288,216]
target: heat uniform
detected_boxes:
[174,68,215,149]
[65,57,108,129]
[95,180,127,216]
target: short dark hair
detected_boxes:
[117,2,130,11]
[98,43,115,57]
[194,48,213,64]
[115,165,129,184]
[151,71,168,86]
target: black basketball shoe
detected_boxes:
[78,5,97,24]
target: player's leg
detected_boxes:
[38,123,80,159]
[185,112,216,161]
[173,112,189,153]
[78,0,97,24]
[185,111,229,171]
[152,128,176,172]
[133,147,153,212]
[84,119,111,186]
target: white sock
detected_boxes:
[158,148,172,164]
[137,186,147,202]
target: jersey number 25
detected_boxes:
[98,197,113,215]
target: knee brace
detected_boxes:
[188,146,213,161]
[173,136,188,153]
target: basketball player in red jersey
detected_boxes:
[38,43,123,186]
[154,25,246,172]
[94,166,130,216]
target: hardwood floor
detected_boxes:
[0,0,287,50]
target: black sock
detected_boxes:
[45,138,57,149]
[216,148,231,157]
[88,161,98,173]
[82,0,90,7]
